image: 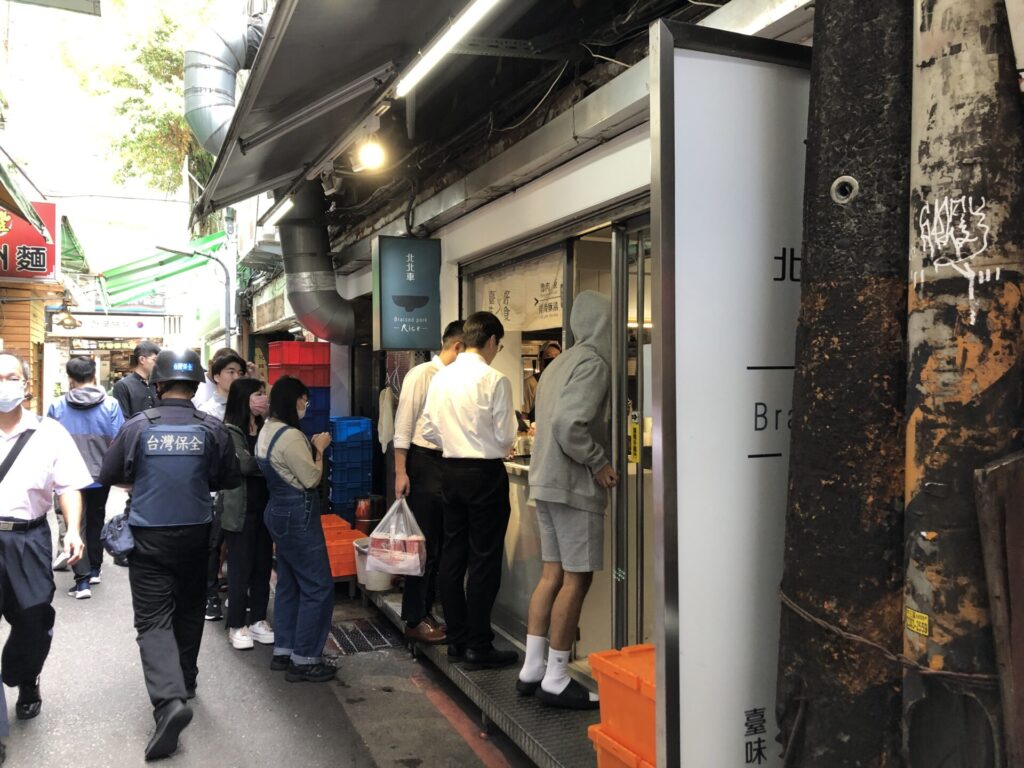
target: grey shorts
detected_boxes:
[535,500,604,573]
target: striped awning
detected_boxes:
[99,231,227,307]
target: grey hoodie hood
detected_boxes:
[67,385,106,409]
[569,291,611,366]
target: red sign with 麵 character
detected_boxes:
[0,201,59,283]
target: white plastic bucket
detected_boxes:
[354,537,392,591]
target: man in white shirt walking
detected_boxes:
[422,311,518,669]
[394,320,464,645]
[0,352,93,763]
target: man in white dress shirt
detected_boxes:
[394,320,464,645]
[0,352,93,761]
[421,311,518,669]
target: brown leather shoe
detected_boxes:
[424,615,447,634]
[405,620,447,644]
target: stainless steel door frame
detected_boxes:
[610,225,630,650]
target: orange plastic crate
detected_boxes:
[589,644,656,765]
[329,557,356,577]
[588,724,654,768]
[325,528,361,547]
[321,514,352,532]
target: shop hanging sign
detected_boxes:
[0,201,59,283]
[372,235,441,351]
[49,312,166,339]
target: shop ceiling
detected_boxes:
[195,0,721,236]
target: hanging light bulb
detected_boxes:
[353,139,386,172]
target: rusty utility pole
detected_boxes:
[904,0,1024,765]
[776,1,911,765]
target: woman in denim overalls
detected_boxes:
[255,376,335,682]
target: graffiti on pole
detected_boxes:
[912,194,994,324]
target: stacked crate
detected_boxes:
[329,417,373,521]
[267,342,331,438]
[588,644,656,768]
[321,513,360,578]
[267,341,330,386]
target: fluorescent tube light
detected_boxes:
[263,197,295,228]
[396,0,503,98]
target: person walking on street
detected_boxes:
[100,349,241,761]
[112,340,160,418]
[47,356,125,599]
[110,340,161,568]
[394,320,464,645]
[516,291,616,709]
[196,350,246,622]
[0,352,93,764]
[255,375,336,683]
[421,311,518,669]
[220,378,274,651]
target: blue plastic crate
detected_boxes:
[329,439,373,466]
[307,387,330,412]
[330,481,371,506]
[330,464,372,486]
[300,408,330,438]
[331,417,371,442]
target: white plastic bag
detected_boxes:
[366,498,426,576]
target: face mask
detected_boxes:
[0,380,25,413]
[249,393,268,417]
[297,405,308,421]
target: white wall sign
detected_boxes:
[671,48,808,767]
[48,312,166,339]
[473,249,564,331]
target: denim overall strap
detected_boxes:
[257,425,305,503]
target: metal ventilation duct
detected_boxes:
[184,15,265,156]
[277,182,355,345]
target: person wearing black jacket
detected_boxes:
[100,349,241,761]
[112,340,160,419]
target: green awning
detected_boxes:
[100,231,228,306]
[0,162,51,242]
[60,216,89,274]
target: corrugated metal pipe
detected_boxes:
[184,14,265,156]
[278,181,355,345]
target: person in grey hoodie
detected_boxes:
[517,290,619,710]
[47,356,125,598]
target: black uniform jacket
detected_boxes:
[99,398,242,492]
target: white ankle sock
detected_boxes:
[519,634,548,683]
[541,649,572,694]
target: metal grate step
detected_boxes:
[331,617,404,655]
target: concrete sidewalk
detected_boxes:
[1,490,531,768]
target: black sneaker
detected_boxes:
[113,554,129,568]
[464,646,518,670]
[270,654,290,671]
[204,596,222,621]
[285,662,337,683]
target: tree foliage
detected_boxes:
[107,10,218,233]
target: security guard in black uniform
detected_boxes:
[100,349,240,761]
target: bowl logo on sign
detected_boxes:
[0,210,11,237]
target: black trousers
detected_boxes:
[401,446,446,626]
[0,521,55,689]
[223,512,274,629]
[72,486,111,583]
[439,459,511,651]
[129,524,209,710]
[206,511,225,599]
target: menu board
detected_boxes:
[473,250,564,331]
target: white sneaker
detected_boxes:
[52,551,69,571]
[229,626,254,650]
[248,620,275,645]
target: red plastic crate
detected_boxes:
[268,364,330,387]
[267,341,330,366]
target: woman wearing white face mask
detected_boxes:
[254,376,335,682]
[219,379,274,651]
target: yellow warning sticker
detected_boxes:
[905,608,930,637]
[628,419,641,464]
